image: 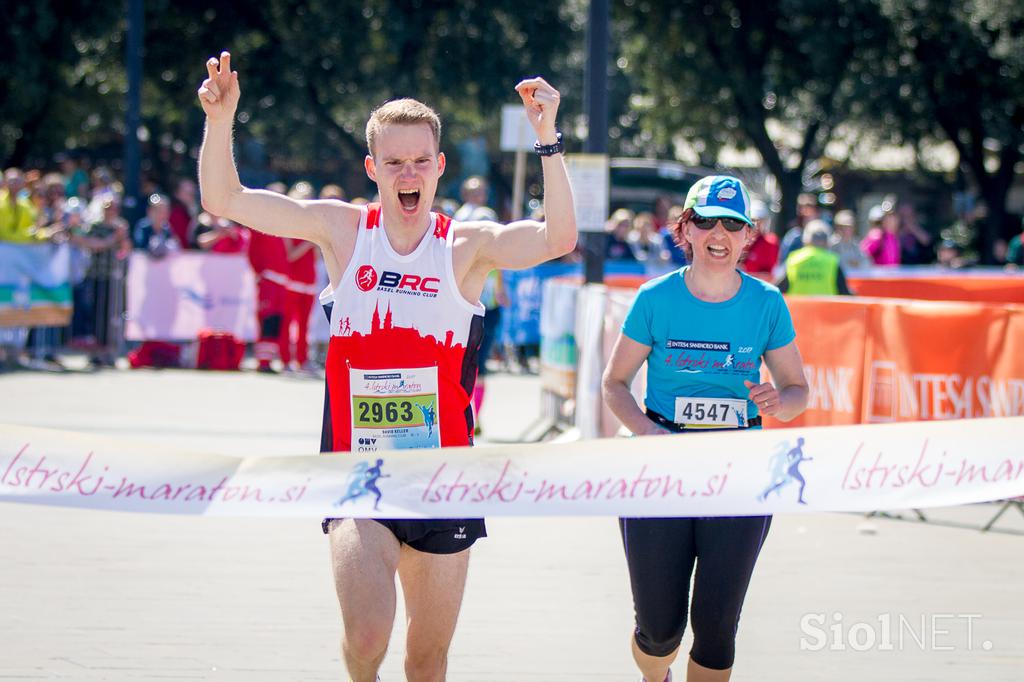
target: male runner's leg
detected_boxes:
[397,545,471,682]
[329,519,401,682]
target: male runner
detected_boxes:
[197,51,575,682]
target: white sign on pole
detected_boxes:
[500,104,535,152]
[565,153,609,233]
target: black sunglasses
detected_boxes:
[690,215,748,232]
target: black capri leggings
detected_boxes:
[619,515,771,670]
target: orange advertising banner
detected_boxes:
[860,299,1024,423]
[764,298,868,427]
[848,275,1024,304]
[764,297,1024,427]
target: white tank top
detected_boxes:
[322,204,485,453]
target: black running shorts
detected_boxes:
[322,517,487,554]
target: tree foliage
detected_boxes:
[0,1,124,165]
[1,0,573,196]
[876,0,1024,254]
[616,0,894,229]
[2,0,1021,252]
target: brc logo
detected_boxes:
[379,271,440,293]
[356,265,378,292]
[355,266,441,293]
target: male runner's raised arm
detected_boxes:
[465,77,577,271]
[196,51,360,245]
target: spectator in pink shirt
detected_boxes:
[860,204,901,266]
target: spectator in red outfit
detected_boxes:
[246,193,290,373]
[742,199,779,281]
[169,178,199,248]
[195,212,250,254]
[280,181,320,372]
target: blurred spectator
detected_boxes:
[652,195,672,232]
[62,198,94,316]
[131,192,197,372]
[453,176,498,222]
[433,197,459,217]
[473,268,509,434]
[23,169,42,196]
[169,178,199,249]
[319,184,345,201]
[34,174,67,231]
[69,197,129,366]
[133,193,180,257]
[1,168,39,243]
[10,177,61,370]
[860,204,901,266]
[935,238,972,270]
[779,192,820,263]
[195,212,250,253]
[741,199,779,281]
[627,211,663,262]
[991,238,1008,266]
[661,206,689,265]
[1005,217,1024,270]
[896,202,932,265]
[666,204,684,228]
[605,208,638,261]
[57,154,90,199]
[248,183,291,373]
[85,167,120,223]
[829,209,870,271]
[779,220,852,295]
[281,181,318,373]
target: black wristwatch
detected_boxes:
[534,131,564,157]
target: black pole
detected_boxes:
[123,0,144,228]
[583,0,609,284]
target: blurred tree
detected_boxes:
[148,0,577,195]
[877,0,1024,262]
[0,1,123,167]
[616,0,894,230]
[2,1,574,197]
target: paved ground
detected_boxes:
[1,363,1022,681]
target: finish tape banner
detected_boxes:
[2,418,1022,518]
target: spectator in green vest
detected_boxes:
[778,220,852,296]
[0,168,40,243]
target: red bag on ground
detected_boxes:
[196,330,245,371]
[128,341,181,369]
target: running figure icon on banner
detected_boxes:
[758,437,813,504]
[335,458,389,510]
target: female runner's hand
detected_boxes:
[744,379,781,416]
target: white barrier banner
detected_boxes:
[125,251,258,341]
[1,419,1022,518]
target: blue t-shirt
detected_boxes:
[622,267,796,422]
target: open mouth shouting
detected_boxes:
[398,189,421,214]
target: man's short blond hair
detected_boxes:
[365,98,441,157]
